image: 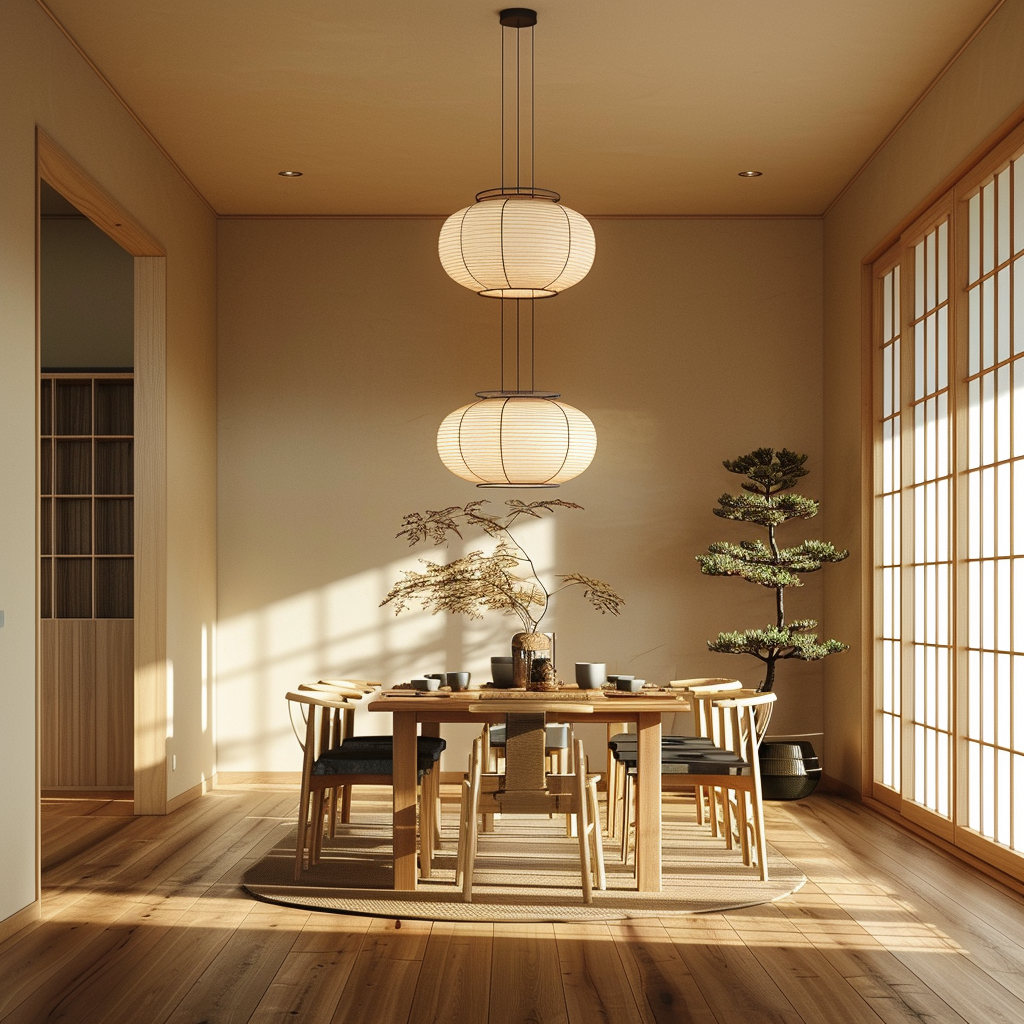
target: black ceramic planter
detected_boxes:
[759,740,822,800]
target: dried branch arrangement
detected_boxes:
[381,499,623,632]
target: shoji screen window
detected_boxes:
[875,262,902,795]
[873,218,953,827]
[872,123,1024,876]
[963,157,1024,852]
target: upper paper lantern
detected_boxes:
[439,189,596,299]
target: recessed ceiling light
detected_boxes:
[738,170,763,177]
[278,170,303,177]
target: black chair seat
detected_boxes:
[312,749,435,776]
[314,735,446,776]
[621,746,749,775]
[337,735,446,762]
[609,736,717,756]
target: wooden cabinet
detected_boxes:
[40,373,134,790]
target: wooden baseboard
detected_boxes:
[820,773,861,799]
[40,788,133,800]
[0,900,40,943]
[166,774,217,814]
[214,771,302,786]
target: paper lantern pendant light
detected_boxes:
[438,391,597,487]
[439,188,595,299]
[439,8,595,298]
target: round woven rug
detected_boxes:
[243,811,805,922]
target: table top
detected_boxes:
[369,686,690,715]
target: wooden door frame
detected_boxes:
[37,129,168,814]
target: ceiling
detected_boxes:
[40,0,1001,217]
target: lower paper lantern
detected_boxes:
[437,394,597,487]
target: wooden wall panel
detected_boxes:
[95,620,134,787]
[39,619,132,789]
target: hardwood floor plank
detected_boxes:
[0,902,186,1024]
[290,909,373,953]
[606,919,719,1024]
[555,921,647,1024]
[248,949,361,1024]
[721,925,889,1024]
[159,907,310,1024]
[328,918,431,1024]
[91,904,255,1024]
[489,922,569,1024]
[407,921,493,1024]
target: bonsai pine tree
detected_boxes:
[696,448,849,692]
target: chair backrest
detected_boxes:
[667,678,742,691]
[319,678,382,692]
[285,689,359,767]
[710,692,777,765]
[664,679,742,736]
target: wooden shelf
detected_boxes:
[40,374,134,620]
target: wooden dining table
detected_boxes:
[368,686,691,892]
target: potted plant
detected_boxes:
[381,499,623,688]
[696,448,849,797]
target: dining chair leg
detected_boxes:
[454,777,470,889]
[433,778,443,855]
[572,744,593,905]
[294,784,312,881]
[608,758,620,839]
[327,785,338,839]
[573,757,598,901]
[340,783,352,825]
[750,781,769,881]
[462,740,483,903]
[582,745,606,892]
[310,788,326,866]
[736,790,751,866]
[419,770,435,879]
[620,773,633,865]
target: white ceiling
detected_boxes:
[41,0,1001,216]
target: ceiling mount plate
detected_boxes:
[499,8,537,28]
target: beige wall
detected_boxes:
[0,0,217,927]
[822,0,1024,789]
[217,215,826,771]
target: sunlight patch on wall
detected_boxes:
[215,518,556,772]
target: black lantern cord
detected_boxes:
[497,10,540,397]
[499,10,537,194]
[498,298,536,393]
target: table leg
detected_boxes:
[392,712,418,890]
[635,712,662,892]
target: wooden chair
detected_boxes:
[286,688,444,881]
[456,703,604,903]
[606,678,743,836]
[620,692,777,880]
[295,679,382,831]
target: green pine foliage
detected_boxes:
[696,448,850,691]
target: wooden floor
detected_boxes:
[5,782,1024,1024]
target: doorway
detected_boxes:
[38,130,168,815]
